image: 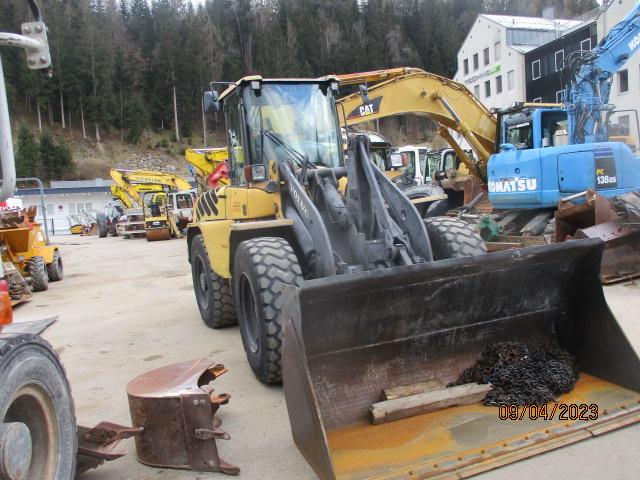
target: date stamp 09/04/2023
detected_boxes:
[498,403,599,421]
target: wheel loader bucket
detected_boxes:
[282,238,640,480]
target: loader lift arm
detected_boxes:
[335,68,496,180]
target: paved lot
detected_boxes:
[14,235,640,480]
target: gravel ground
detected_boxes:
[13,235,640,480]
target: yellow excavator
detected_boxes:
[336,68,640,284]
[184,147,230,194]
[189,74,640,480]
[337,67,494,206]
[109,168,195,240]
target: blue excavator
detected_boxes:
[338,3,640,283]
[487,3,640,282]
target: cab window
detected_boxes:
[403,151,416,178]
[506,122,533,149]
[418,149,429,178]
[224,91,246,184]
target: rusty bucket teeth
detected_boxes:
[126,358,239,475]
[145,227,171,242]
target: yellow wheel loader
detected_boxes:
[189,75,640,479]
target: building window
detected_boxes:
[580,38,591,51]
[507,69,515,90]
[556,90,565,103]
[494,41,501,61]
[69,203,76,215]
[463,58,469,75]
[483,47,490,66]
[84,202,93,211]
[532,97,542,103]
[618,69,629,93]
[474,84,480,97]
[555,50,564,72]
[484,80,491,97]
[496,75,503,93]
[532,60,541,80]
[473,53,479,70]
[46,204,54,216]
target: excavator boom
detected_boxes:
[336,68,496,178]
[184,147,229,193]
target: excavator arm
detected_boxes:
[336,68,497,180]
[184,147,229,193]
[110,185,136,209]
[109,169,192,206]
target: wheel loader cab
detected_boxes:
[223,78,344,186]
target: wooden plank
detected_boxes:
[381,381,442,401]
[370,383,492,425]
[486,241,523,253]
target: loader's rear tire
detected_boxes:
[46,250,63,282]
[28,256,49,292]
[190,234,237,328]
[233,237,303,384]
[425,216,487,259]
[0,334,77,479]
[425,199,451,218]
[96,213,108,238]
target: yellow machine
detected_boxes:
[336,67,495,179]
[109,168,195,240]
[184,147,230,194]
[140,191,186,241]
[188,74,640,479]
[0,208,63,292]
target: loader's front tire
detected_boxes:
[425,216,487,259]
[47,250,63,282]
[233,237,303,384]
[0,334,77,479]
[190,234,237,329]
[28,256,49,292]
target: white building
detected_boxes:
[14,178,114,235]
[599,0,640,144]
[454,14,582,110]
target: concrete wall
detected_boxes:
[454,16,526,110]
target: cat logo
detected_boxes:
[347,97,383,120]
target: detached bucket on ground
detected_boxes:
[282,238,640,480]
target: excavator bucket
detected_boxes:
[282,238,640,480]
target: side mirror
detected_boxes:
[203,91,220,113]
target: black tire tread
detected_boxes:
[0,333,77,478]
[425,216,487,259]
[191,234,237,328]
[28,255,49,292]
[96,213,108,238]
[235,237,303,384]
[47,249,63,282]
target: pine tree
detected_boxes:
[15,124,40,179]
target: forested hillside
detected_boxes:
[1,0,597,180]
